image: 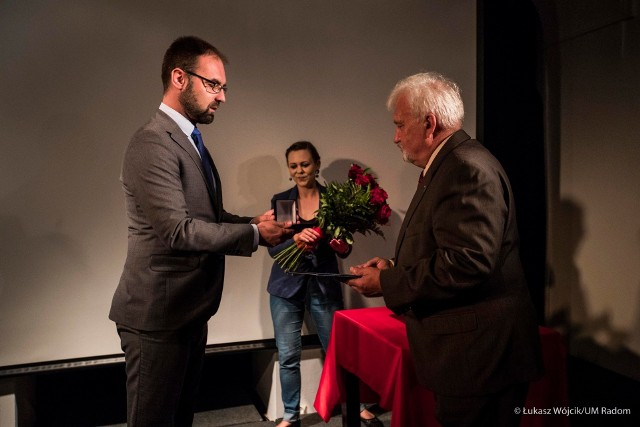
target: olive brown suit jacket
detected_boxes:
[381,130,543,397]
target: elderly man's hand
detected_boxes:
[346,257,391,297]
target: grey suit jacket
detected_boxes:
[109,110,255,331]
[381,130,543,396]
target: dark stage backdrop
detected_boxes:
[0,0,477,369]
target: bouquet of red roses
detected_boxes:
[274,163,391,272]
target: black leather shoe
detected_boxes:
[360,415,384,427]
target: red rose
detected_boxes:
[376,204,391,225]
[348,164,365,180]
[369,186,388,205]
[354,174,371,186]
[349,164,380,188]
[367,174,379,188]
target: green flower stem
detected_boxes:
[273,242,306,272]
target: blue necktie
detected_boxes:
[191,127,216,193]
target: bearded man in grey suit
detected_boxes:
[347,72,543,427]
[109,36,291,427]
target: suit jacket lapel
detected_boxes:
[156,110,221,217]
[394,130,472,260]
[206,148,223,218]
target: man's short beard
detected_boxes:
[180,80,215,124]
[399,146,412,164]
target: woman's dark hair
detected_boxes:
[285,141,320,163]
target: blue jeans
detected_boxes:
[270,280,343,422]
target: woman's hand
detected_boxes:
[329,238,350,255]
[293,227,323,251]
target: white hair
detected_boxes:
[386,72,465,130]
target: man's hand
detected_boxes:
[353,257,392,270]
[251,209,275,224]
[257,220,293,247]
[346,257,391,297]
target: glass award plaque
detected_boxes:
[275,200,297,223]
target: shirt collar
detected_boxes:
[159,102,196,137]
[421,133,454,177]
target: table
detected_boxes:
[314,307,569,427]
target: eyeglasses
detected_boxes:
[184,70,228,94]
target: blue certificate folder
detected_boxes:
[286,271,361,280]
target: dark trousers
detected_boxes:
[117,323,208,427]
[435,382,529,427]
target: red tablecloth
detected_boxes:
[314,307,569,427]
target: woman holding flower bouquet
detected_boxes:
[267,141,382,427]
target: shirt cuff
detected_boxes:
[251,224,259,251]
